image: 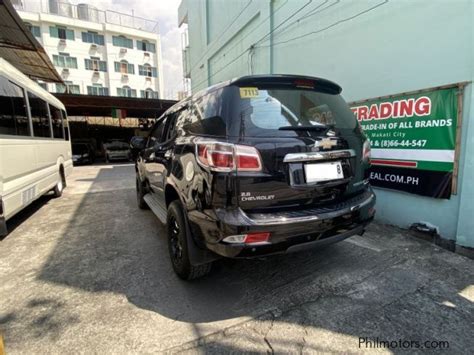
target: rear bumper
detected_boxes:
[188,189,376,258]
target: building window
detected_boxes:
[87,84,109,96]
[38,82,48,90]
[137,40,156,53]
[85,57,107,72]
[140,89,159,99]
[138,64,157,77]
[117,86,137,98]
[0,76,30,136]
[25,22,41,38]
[49,26,74,40]
[81,31,105,45]
[52,53,78,69]
[55,81,80,94]
[112,35,133,49]
[114,60,134,74]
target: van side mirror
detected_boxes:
[130,136,146,150]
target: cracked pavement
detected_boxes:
[0,164,473,354]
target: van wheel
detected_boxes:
[136,177,149,210]
[53,169,65,198]
[167,201,212,280]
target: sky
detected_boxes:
[94,0,184,99]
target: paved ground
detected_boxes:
[0,164,473,354]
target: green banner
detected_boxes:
[350,86,458,198]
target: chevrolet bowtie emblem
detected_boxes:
[315,138,337,150]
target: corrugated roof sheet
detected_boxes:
[0,0,62,82]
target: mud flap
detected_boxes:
[182,209,220,266]
[0,217,7,238]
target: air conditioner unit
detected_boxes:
[59,39,66,45]
[122,74,129,80]
[144,52,150,57]
[120,48,127,53]
[90,44,98,50]
[145,76,151,82]
[61,68,70,74]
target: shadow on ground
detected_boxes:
[1,164,473,353]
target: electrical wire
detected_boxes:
[205,0,290,69]
[261,0,340,43]
[190,48,251,90]
[185,0,253,75]
[258,0,389,48]
[253,0,313,46]
[192,0,313,87]
[190,0,388,90]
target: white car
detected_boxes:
[103,141,131,162]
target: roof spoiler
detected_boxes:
[231,75,342,95]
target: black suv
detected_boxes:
[132,75,375,280]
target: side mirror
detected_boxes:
[130,136,146,150]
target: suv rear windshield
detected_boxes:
[227,85,357,137]
[181,84,357,138]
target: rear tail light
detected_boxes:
[196,141,262,172]
[362,140,371,163]
[223,232,270,244]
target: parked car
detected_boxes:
[103,140,131,162]
[131,75,376,280]
[72,142,95,165]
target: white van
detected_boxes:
[0,58,72,236]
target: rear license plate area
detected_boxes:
[304,161,344,183]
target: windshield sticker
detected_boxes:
[240,87,259,98]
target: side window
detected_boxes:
[28,92,51,138]
[49,104,64,139]
[147,117,167,147]
[164,111,183,141]
[62,110,70,140]
[0,76,30,136]
[185,90,226,136]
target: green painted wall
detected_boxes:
[179,0,474,248]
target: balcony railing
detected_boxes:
[13,0,159,33]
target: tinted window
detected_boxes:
[0,76,30,136]
[227,86,357,137]
[183,89,227,136]
[49,104,64,139]
[72,144,88,154]
[62,110,70,140]
[163,113,179,142]
[147,117,167,147]
[28,92,51,138]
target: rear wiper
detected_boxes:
[278,124,331,131]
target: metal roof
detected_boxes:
[0,0,62,82]
[54,93,177,118]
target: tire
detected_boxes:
[136,177,149,210]
[167,201,212,280]
[53,168,65,198]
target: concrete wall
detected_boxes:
[179,0,474,248]
[18,10,162,98]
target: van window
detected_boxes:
[49,104,64,139]
[0,76,30,136]
[62,110,70,140]
[28,92,51,138]
[226,86,357,137]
